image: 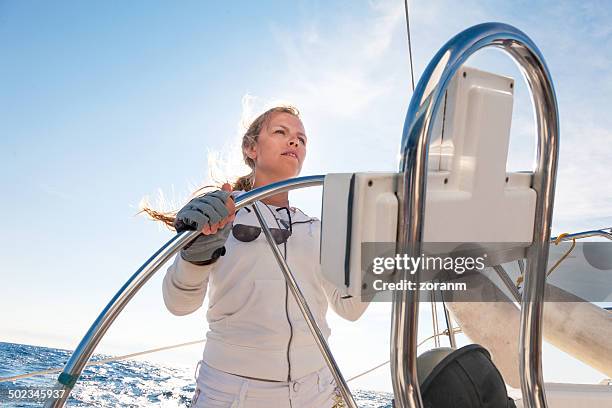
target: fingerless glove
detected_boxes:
[174,190,233,265]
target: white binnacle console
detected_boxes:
[319,66,537,297]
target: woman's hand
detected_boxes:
[174,183,236,265]
[175,183,236,234]
[204,183,235,234]
[200,183,236,235]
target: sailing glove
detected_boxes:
[174,190,234,265]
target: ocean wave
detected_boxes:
[0,342,392,407]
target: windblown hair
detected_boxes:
[139,105,300,229]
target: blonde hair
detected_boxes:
[139,105,300,228]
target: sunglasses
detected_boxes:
[232,206,293,245]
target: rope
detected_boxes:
[345,327,463,383]
[430,291,440,348]
[516,233,577,288]
[0,339,205,383]
[346,360,389,383]
[547,233,577,277]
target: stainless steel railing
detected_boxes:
[44,175,332,407]
[252,204,358,408]
[392,22,559,408]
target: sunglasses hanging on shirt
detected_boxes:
[232,204,293,245]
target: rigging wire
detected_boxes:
[346,327,463,383]
[0,339,205,383]
[0,327,465,384]
[403,0,416,91]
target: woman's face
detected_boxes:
[247,112,307,181]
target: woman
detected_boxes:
[146,106,368,407]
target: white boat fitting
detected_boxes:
[42,22,612,408]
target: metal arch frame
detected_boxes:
[44,175,329,407]
[392,22,559,408]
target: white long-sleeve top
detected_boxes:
[162,198,368,381]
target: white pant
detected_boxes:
[191,361,343,408]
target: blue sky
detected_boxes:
[1,0,611,393]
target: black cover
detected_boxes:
[419,344,516,408]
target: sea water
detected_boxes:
[0,342,393,407]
